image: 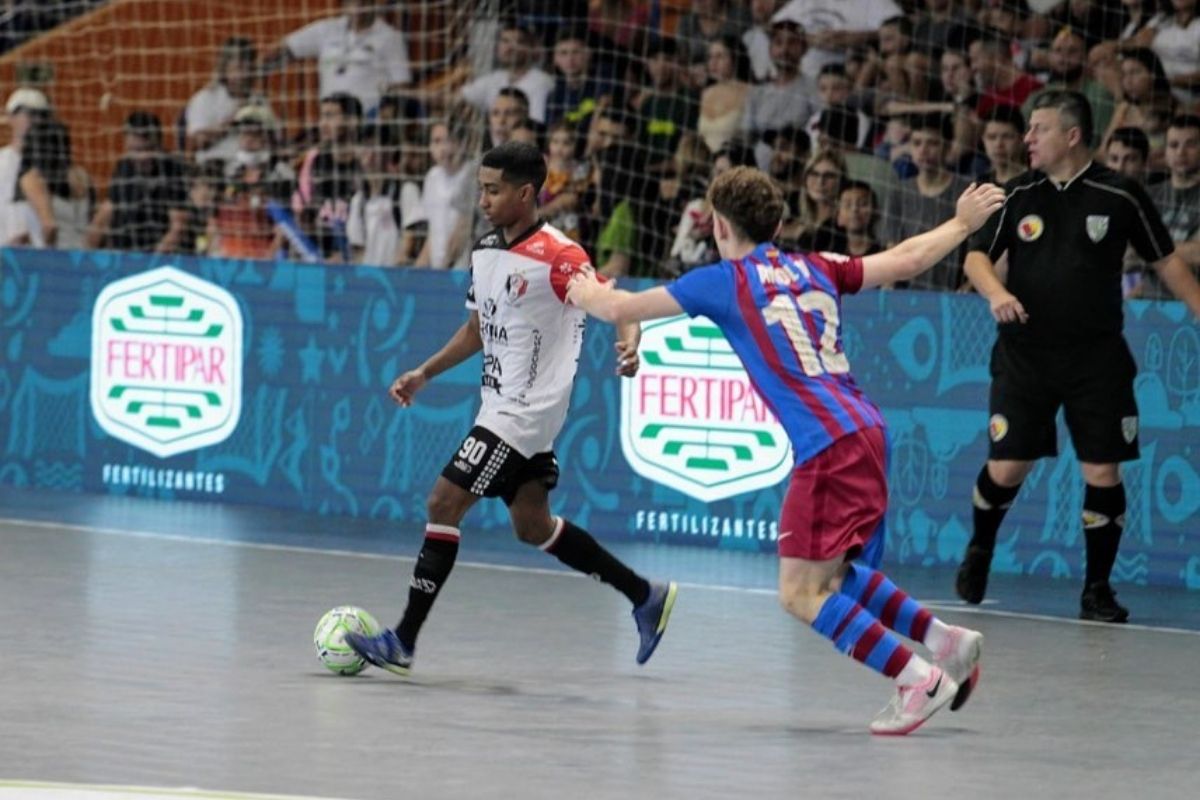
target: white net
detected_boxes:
[1,0,1194,288]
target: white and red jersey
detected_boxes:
[465,221,596,457]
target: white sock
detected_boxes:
[923,618,953,655]
[895,654,933,687]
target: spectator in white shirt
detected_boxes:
[744,0,782,82]
[185,37,270,165]
[416,119,472,269]
[742,21,817,168]
[460,22,554,123]
[772,0,903,77]
[1,87,49,246]
[348,121,423,266]
[1151,0,1200,104]
[269,0,412,116]
[17,115,94,250]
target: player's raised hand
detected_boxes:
[989,289,1029,324]
[389,368,428,407]
[614,339,640,377]
[955,183,1007,232]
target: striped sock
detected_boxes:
[840,564,949,650]
[396,524,460,649]
[811,593,918,681]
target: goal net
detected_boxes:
[0,0,1174,291]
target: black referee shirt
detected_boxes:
[969,162,1175,347]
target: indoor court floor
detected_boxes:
[1,487,1197,800]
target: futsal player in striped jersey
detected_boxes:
[568,167,1005,735]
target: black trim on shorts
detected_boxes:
[441,425,560,505]
[987,336,1139,463]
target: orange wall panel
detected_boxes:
[0,0,341,191]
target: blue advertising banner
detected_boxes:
[2,248,1197,589]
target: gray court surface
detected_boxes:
[1,497,1198,800]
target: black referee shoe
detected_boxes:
[955,545,993,605]
[1080,581,1130,623]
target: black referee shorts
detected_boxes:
[987,335,1139,464]
[441,425,560,506]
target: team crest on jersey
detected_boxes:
[1086,215,1109,243]
[989,414,1009,442]
[1017,215,1044,242]
[1121,415,1138,444]
[505,273,529,304]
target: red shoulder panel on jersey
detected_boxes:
[510,225,602,304]
[803,251,865,295]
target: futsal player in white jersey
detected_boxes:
[347,142,678,675]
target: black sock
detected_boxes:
[543,518,650,607]
[970,465,1022,552]
[1083,483,1125,587]
[396,525,460,649]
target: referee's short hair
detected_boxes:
[1031,89,1094,148]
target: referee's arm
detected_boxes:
[965,251,1028,324]
[1151,252,1200,320]
[1127,180,1200,321]
[963,186,1028,324]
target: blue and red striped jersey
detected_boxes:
[666,243,884,466]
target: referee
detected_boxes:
[956,90,1200,622]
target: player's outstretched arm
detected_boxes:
[1152,252,1200,321]
[860,183,1006,290]
[567,275,685,325]
[388,311,484,407]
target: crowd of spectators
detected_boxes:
[1,0,1198,300]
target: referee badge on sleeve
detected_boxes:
[1086,215,1110,243]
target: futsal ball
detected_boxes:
[313,605,381,675]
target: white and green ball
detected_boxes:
[313,606,381,675]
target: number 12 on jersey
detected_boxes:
[762,291,849,377]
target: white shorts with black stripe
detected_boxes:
[440,426,560,505]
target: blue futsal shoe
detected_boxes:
[632,581,678,665]
[344,628,413,676]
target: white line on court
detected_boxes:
[3,515,1197,638]
[0,778,352,800]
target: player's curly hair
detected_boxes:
[707,166,785,244]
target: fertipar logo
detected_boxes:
[91,266,243,458]
[621,316,792,502]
